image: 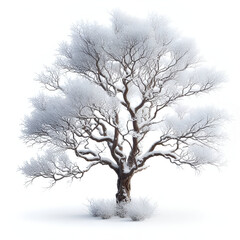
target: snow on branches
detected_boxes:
[21,11,224,188]
[20,150,99,186]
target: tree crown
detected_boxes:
[21,12,224,185]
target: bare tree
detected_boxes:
[21,12,223,204]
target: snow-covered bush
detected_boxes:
[88,199,116,219]
[125,198,156,221]
[116,202,128,218]
[88,198,156,221]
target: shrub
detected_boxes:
[88,198,156,221]
[88,199,116,219]
[125,198,156,221]
[116,202,128,218]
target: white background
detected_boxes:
[0,0,240,239]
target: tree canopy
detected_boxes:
[21,12,223,199]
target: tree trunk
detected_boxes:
[116,174,132,204]
[115,174,133,217]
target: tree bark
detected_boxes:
[116,174,132,204]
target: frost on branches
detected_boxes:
[21,12,224,204]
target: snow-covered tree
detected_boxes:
[21,12,224,204]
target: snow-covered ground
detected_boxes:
[1,0,240,239]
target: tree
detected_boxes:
[21,12,223,205]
